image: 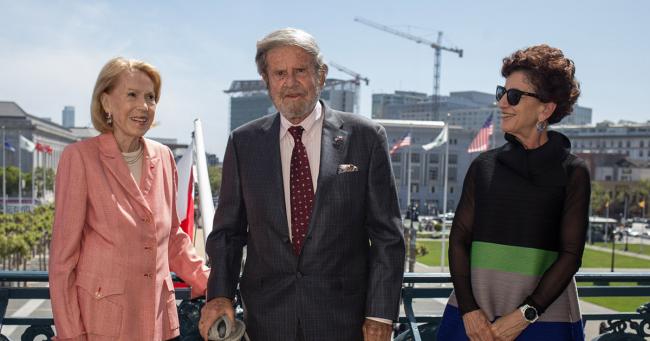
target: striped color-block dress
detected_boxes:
[438,131,591,341]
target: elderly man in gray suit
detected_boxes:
[199,28,405,341]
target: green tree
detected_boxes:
[33,167,55,196]
[0,166,23,196]
[590,182,610,216]
[0,204,54,270]
[208,166,222,195]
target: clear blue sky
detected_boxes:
[1,0,648,158]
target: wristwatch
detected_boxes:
[520,304,539,323]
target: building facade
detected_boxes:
[553,121,650,162]
[0,102,79,173]
[376,119,476,215]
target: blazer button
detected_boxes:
[296,272,303,279]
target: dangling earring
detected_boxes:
[106,113,113,125]
[536,120,547,132]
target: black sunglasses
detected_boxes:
[496,85,541,106]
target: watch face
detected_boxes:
[524,307,537,321]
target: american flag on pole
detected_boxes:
[467,113,494,153]
[389,133,412,155]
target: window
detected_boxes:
[450,186,454,194]
[391,153,401,162]
[448,154,458,165]
[411,153,420,163]
[429,168,438,181]
[448,167,457,181]
[411,166,420,179]
[430,186,436,193]
[411,183,419,193]
[626,140,631,148]
[429,153,439,164]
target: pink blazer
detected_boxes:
[49,133,209,341]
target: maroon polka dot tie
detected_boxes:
[288,126,314,256]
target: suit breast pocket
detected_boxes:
[75,272,125,337]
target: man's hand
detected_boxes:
[490,309,529,341]
[462,309,495,341]
[362,318,392,341]
[199,297,235,341]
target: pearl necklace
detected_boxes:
[122,146,144,165]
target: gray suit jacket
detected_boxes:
[206,102,405,341]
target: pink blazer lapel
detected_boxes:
[140,139,160,196]
[97,133,153,215]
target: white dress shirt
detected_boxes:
[279,101,323,240]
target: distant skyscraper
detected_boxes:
[62,106,75,128]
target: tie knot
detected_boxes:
[288,126,304,142]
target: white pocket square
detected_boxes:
[337,164,359,174]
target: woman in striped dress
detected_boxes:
[437,45,590,341]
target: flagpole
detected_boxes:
[441,120,450,272]
[406,131,412,211]
[41,147,45,201]
[2,126,5,214]
[18,132,21,212]
[193,119,215,244]
[31,148,35,206]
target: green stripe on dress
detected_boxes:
[471,241,558,276]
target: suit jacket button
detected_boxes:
[296,272,303,279]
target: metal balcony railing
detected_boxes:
[0,271,649,340]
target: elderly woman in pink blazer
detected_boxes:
[49,57,210,341]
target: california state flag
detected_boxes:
[176,142,195,241]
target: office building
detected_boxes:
[553,120,650,162]
[62,106,75,128]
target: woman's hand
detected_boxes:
[462,309,495,341]
[490,309,530,341]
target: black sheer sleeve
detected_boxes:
[449,161,480,314]
[523,160,591,314]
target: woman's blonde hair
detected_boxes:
[90,57,162,133]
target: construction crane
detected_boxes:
[328,61,369,114]
[354,16,463,117]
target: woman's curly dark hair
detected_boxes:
[501,44,580,124]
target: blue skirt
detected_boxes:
[436,305,585,341]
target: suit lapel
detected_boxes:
[260,115,291,239]
[308,106,348,238]
[98,133,153,215]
